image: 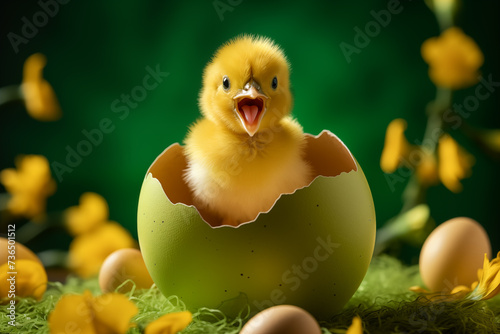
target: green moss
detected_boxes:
[1,256,499,333]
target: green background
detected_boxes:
[1,0,499,263]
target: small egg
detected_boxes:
[419,217,491,292]
[99,248,154,293]
[240,305,322,334]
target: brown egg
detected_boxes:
[0,237,42,265]
[419,217,491,292]
[240,305,322,334]
[99,248,154,293]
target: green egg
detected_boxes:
[137,131,376,320]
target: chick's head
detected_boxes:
[199,35,292,137]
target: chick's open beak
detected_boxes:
[233,80,268,137]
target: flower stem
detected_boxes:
[16,211,64,244]
[400,87,452,213]
[0,85,23,107]
[376,87,452,254]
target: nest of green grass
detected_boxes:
[2,255,499,334]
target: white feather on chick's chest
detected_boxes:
[184,115,311,226]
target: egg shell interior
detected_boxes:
[138,130,376,319]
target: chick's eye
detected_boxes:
[222,76,230,91]
[271,76,278,90]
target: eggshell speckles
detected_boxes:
[419,217,491,292]
[99,248,154,293]
[138,131,376,319]
[240,305,322,334]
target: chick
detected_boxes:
[184,35,311,226]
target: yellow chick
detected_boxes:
[184,35,311,226]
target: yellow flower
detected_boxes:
[48,290,138,334]
[145,311,193,334]
[68,222,136,278]
[346,316,362,334]
[380,119,411,173]
[411,252,500,302]
[21,53,61,121]
[467,251,500,301]
[0,259,47,301]
[65,192,109,236]
[0,155,56,220]
[438,134,475,193]
[380,119,439,186]
[421,27,484,89]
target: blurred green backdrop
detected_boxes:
[1,0,499,263]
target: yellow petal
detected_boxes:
[48,292,96,334]
[68,222,136,278]
[475,252,500,300]
[409,286,431,294]
[145,311,193,334]
[380,119,410,173]
[438,134,474,193]
[65,192,109,236]
[91,293,138,334]
[21,53,61,121]
[449,285,472,299]
[0,259,47,301]
[346,316,362,334]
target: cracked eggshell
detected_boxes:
[137,130,376,320]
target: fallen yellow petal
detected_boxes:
[0,259,47,301]
[346,316,362,334]
[21,53,61,121]
[48,292,95,334]
[49,290,138,334]
[145,311,193,334]
[409,286,430,294]
[92,293,139,333]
